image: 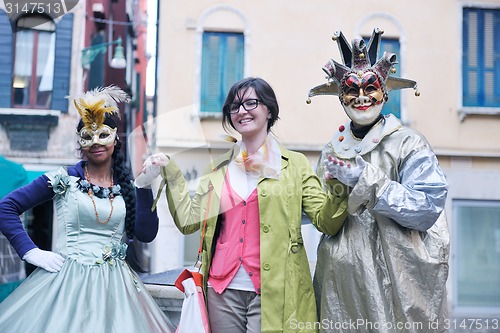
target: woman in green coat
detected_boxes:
[137,77,348,333]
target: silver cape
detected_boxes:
[314,114,449,333]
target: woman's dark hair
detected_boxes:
[222,77,280,133]
[76,116,136,240]
[112,140,136,241]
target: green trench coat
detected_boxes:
[160,145,348,333]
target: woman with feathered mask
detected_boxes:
[0,86,175,332]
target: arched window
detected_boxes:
[197,6,247,115]
[12,15,56,109]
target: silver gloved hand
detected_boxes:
[324,155,366,187]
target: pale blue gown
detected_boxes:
[0,168,174,332]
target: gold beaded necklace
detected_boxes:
[84,165,114,224]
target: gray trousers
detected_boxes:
[207,287,261,333]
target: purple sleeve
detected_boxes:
[0,175,54,258]
[134,187,159,242]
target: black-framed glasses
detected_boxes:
[229,99,261,114]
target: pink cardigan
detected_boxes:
[208,176,261,294]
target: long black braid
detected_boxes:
[112,139,136,240]
[113,140,152,273]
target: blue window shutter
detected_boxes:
[201,32,244,113]
[0,11,13,108]
[222,34,244,102]
[463,8,500,107]
[463,8,481,107]
[52,13,74,113]
[496,10,500,107]
[463,10,470,105]
[381,39,401,118]
[363,37,401,118]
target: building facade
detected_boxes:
[151,0,500,323]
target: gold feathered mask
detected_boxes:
[71,85,130,131]
[68,86,130,147]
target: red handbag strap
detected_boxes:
[175,269,204,292]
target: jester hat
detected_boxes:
[307,28,419,103]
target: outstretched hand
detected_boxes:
[324,155,366,187]
[134,153,170,188]
[22,248,65,273]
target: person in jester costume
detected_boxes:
[308,28,450,333]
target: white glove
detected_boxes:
[134,153,170,189]
[22,248,65,273]
[324,155,366,187]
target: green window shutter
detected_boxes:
[222,34,244,100]
[87,33,105,92]
[201,33,222,113]
[201,32,244,113]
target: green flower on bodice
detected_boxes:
[48,174,72,198]
[95,242,128,266]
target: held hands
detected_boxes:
[134,153,170,189]
[22,248,65,273]
[324,155,366,187]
